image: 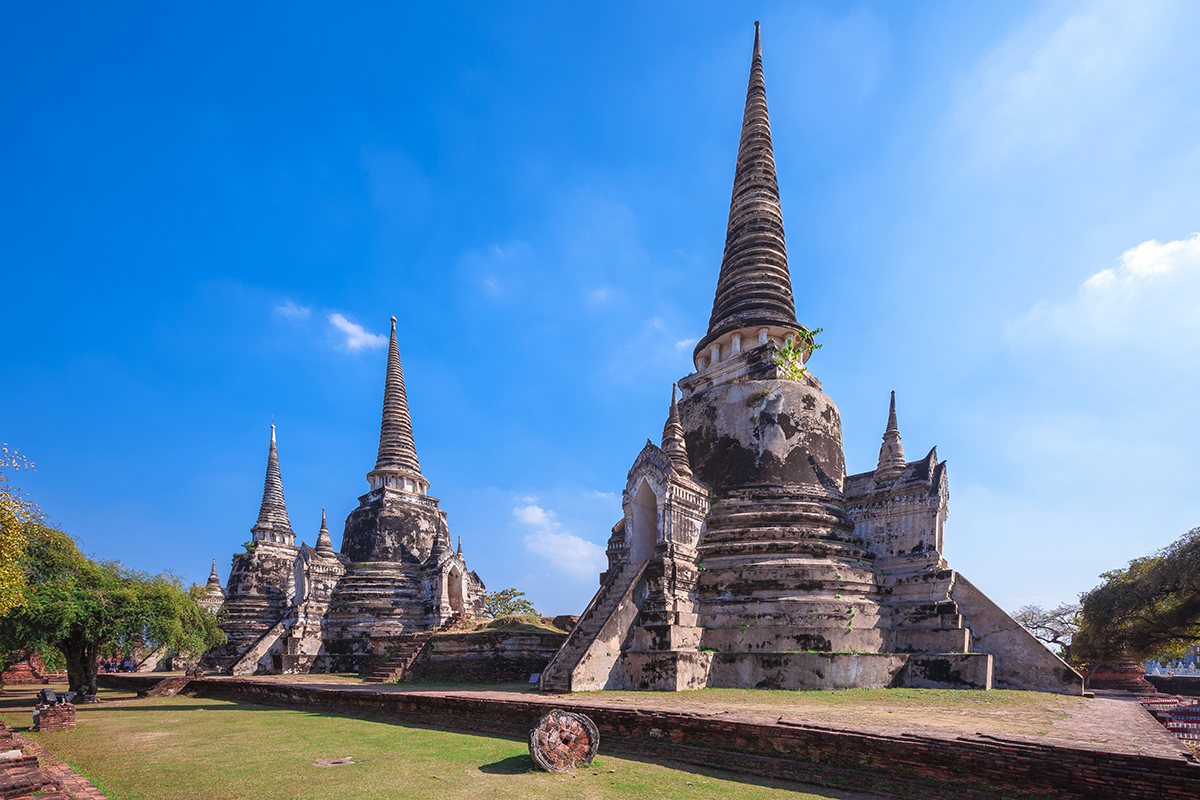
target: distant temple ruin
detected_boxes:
[539,24,1083,695]
[203,317,485,675]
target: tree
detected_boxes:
[1013,602,1081,662]
[0,525,224,696]
[483,588,536,617]
[0,445,40,617]
[1073,526,1200,664]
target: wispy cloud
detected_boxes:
[328,313,388,351]
[589,287,610,303]
[951,0,1173,164]
[274,300,311,321]
[584,490,615,499]
[674,338,697,351]
[1007,233,1200,354]
[513,503,606,579]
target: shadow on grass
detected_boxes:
[478,754,535,774]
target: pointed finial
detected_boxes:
[694,21,801,368]
[315,506,335,555]
[874,390,907,483]
[457,535,462,555]
[661,383,694,478]
[391,315,397,327]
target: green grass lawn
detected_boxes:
[0,684,885,800]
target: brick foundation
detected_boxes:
[0,654,68,686]
[34,705,76,732]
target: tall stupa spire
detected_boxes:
[315,507,335,556]
[367,317,428,494]
[874,391,907,483]
[206,559,222,591]
[695,22,803,367]
[660,384,694,478]
[251,424,295,544]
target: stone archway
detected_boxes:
[447,566,464,614]
[629,480,659,564]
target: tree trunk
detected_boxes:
[61,637,99,696]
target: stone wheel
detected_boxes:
[528,709,599,772]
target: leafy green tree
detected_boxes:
[1013,602,1081,662]
[1074,526,1200,664]
[0,445,40,617]
[0,525,224,696]
[482,587,536,617]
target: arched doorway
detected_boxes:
[629,480,658,563]
[447,566,464,614]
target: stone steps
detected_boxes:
[541,563,641,693]
[362,613,471,683]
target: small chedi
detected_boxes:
[202,317,486,675]
[540,24,1083,695]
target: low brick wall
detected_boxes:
[1146,675,1200,697]
[418,631,565,684]
[180,678,1200,800]
[34,704,75,732]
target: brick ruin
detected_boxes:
[202,317,485,675]
[540,24,1083,695]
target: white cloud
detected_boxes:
[513,503,607,579]
[328,313,388,351]
[674,338,697,351]
[1008,233,1200,352]
[514,503,556,527]
[584,490,615,499]
[274,300,311,321]
[589,287,610,303]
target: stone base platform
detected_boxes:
[624,651,993,691]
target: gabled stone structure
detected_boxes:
[543,23,1083,695]
[206,318,486,675]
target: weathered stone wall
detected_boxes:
[415,631,566,684]
[340,490,447,564]
[206,541,297,672]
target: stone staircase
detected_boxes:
[540,562,646,693]
[363,613,471,684]
[228,614,293,676]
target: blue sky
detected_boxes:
[4,1,1200,616]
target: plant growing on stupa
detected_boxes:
[772,328,823,381]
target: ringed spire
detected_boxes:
[367,316,428,494]
[251,424,295,544]
[695,21,803,367]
